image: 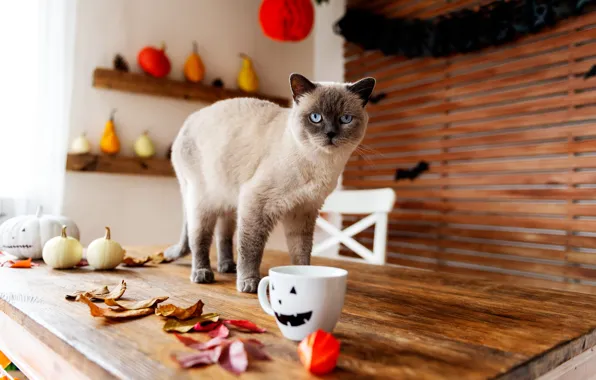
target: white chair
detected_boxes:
[312,188,396,265]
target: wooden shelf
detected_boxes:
[93,68,290,107]
[66,154,175,177]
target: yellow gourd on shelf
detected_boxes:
[237,53,259,93]
[100,109,120,155]
[184,41,205,83]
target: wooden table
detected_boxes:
[1,247,596,380]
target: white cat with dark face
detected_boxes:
[165,73,375,293]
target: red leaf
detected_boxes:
[193,320,221,332]
[208,323,230,339]
[194,337,230,350]
[223,319,266,333]
[174,333,201,347]
[173,347,222,368]
[243,339,271,360]
[76,258,89,267]
[218,340,248,374]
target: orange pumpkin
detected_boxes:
[298,330,340,375]
[138,43,171,78]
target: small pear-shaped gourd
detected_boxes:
[133,131,156,158]
[100,109,120,155]
[86,227,124,270]
[42,226,83,269]
[70,133,91,155]
[184,41,205,83]
[237,53,259,93]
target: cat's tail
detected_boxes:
[164,218,190,260]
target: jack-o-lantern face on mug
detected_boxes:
[270,282,313,328]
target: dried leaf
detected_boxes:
[122,255,151,267]
[65,280,126,301]
[172,347,222,368]
[76,258,89,267]
[105,296,168,310]
[150,251,173,264]
[163,313,219,333]
[174,333,201,346]
[208,323,230,339]
[76,295,153,319]
[219,340,248,374]
[0,258,35,268]
[193,320,221,332]
[223,319,266,333]
[243,339,271,361]
[156,300,204,320]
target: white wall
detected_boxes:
[63,0,344,250]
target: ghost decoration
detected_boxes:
[0,206,80,260]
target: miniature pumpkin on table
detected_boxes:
[0,207,80,260]
[42,225,83,269]
[86,227,124,270]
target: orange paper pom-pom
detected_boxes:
[259,0,314,42]
[298,330,340,375]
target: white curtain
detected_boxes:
[0,0,77,220]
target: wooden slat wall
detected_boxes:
[342,0,596,294]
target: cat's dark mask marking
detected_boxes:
[347,77,376,106]
[290,73,317,104]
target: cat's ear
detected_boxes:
[347,77,376,106]
[290,73,317,104]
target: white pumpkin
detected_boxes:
[0,206,80,260]
[87,227,124,270]
[42,225,83,269]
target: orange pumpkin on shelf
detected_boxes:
[137,43,171,78]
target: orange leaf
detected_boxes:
[65,280,126,301]
[298,330,340,375]
[76,295,153,319]
[155,300,204,320]
[1,257,33,268]
[105,296,168,310]
[122,255,152,267]
[150,251,173,264]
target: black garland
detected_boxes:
[335,0,594,59]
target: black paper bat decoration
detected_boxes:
[395,161,430,181]
[584,64,596,79]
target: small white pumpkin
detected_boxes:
[70,133,91,155]
[87,227,124,270]
[0,207,80,259]
[42,225,83,269]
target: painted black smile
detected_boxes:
[274,311,313,327]
[2,244,32,249]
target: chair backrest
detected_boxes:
[320,188,396,215]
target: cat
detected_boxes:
[165,73,375,293]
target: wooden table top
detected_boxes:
[1,247,596,380]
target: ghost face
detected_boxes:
[265,266,348,341]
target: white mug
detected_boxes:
[257,265,348,341]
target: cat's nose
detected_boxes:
[326,131,336,139]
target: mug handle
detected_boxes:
[257,276,274,316]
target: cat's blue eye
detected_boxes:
[340,115,353,124]
[309,113,322,123]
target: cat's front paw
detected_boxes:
[218,261,237,273]
[164,244,187,260]
[191,268,215,284]
[237,277,260,293]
